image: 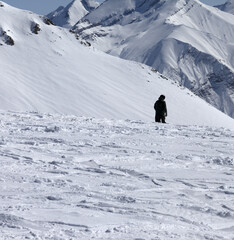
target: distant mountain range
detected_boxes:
[1,1,233,128]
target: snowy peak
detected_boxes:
[47,0,99,28]
[215,0,234,15]
[81,0,99,10]
[67,0,99,13]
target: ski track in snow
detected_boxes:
[0,111,234,239]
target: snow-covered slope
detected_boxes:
[0,111,234,239]
[0,1,234,129]
[74,0,234,118]
[47,0,99,28]
[215,0,234,15]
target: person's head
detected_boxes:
[159,95,165,100]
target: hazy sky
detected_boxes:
[2,0,227,15]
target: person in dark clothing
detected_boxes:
[154,95,167,123]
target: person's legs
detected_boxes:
[155,113,160,122]
[156,114,166,123]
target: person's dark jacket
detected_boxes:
[154,98,167,117]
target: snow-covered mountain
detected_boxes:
[74,0,234,118]
[47,0,99,28]
[215,0,234,15]
[0,1,234,129]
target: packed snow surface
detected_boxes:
[0,111,234,239]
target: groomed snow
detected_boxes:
[0,111,233,239]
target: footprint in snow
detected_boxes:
[46,196,62,201]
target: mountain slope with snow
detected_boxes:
[74,0,234,118]
[47,0,99,28]
[0,1,234,129]
[215,0,234,15]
